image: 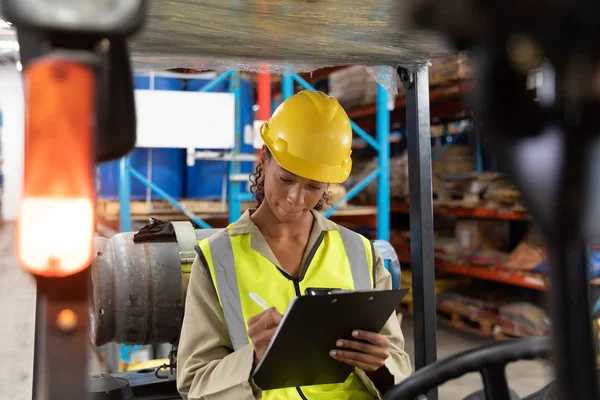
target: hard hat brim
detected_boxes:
[265,143,352,184]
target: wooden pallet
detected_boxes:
[493,325,531,340]
[97,198,255,221]
[436,302,502,339]
[97,198,359,222]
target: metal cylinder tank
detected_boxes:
[90,233,182,346]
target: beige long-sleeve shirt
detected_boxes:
[177,210,412,399]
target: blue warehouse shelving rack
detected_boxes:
[117,70,254,233]
[115,67,402,244]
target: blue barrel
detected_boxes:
[97,76,186,200]
[184,78,256,199]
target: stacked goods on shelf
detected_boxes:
[436,290,502,337]
[429,52,474,87]
[498,302,550,337]
[327,66,381,110]
[432,236,460,262]
[346,153,409,204]
[328,52,474,111]
[431,172,524,211]
[391,223,512,268]
[395,227,550,340]
[436,284,550,339]
[506,225,547,272]
[349,146,474,204]
[481,175,525,211]
[432,144,473,176]
[348,143,525,211]
[455,220,511,265]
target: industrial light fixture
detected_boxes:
[17,58,96,277]
[2,0,147,277]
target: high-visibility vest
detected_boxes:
[196,224,378,400]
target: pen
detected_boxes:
[249,292,270,311]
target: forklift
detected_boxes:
[3,0,598,399]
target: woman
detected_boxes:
[177,90,412,399]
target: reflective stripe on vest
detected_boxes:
[338,225,372,291]
[205,228,250,351]
[203,226,373,351]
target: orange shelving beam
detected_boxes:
[389,203,531,221]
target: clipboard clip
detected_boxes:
[304,287,349,296]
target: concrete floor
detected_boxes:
[400,316,554,399]
[0,222,553,399]
[0,223,36,400]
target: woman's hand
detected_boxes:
[330,330,391,372]
[247,308,283,366]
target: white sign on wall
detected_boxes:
[134,89,235,149]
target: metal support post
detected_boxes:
[32,269,89,400]
[376,74,390,241]
[400,66,438,400]
[119,156,131,232]
[282,74,294,101]
[228,71,243,223]
[546,135,599,399]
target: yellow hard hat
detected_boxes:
[260,90,353,184]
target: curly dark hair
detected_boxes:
[249,147,331,211]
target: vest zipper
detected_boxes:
[298,232,325,281]
[272,231,325,284]
[293,279,301,296]
[296,387,309,400]
[276,232,325,400]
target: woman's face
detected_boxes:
[262,156,328,223]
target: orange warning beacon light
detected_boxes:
[17,58,96,278]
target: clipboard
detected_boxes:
[252,288,409,390]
